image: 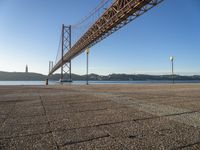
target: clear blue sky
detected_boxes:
[0,0,200,75]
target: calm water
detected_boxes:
[0,80,200,85]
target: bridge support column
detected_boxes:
[60,24,72,82]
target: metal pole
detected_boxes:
[46,78,49,85]
[49,61,51,74]
[172,59,174,84]
[61,24,64,81]
[86,52,89,85]
[69,60,72,81]
[47,61,51,86]
[86,48,89,85]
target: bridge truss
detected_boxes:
[48,0,163,78]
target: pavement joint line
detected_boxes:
[73,89,200,100]
[41,100,112,107]
[39,96,60,150]
[50,111,200,134]
[0,102,16,129]
[2,106,197,136]
[8,114,46,119]
[46,106,108,112]
[45,106,129,116]
[151,98,200,104]
[45,106,129,115]
[10,113,46,118]
[52,121,129,132]
[0,99,37,103]
[51,116,159,133]
[67,99,111,105]
[1,91,85,98]
[4,121,49,126]
[62,134,110,146]
[115,138,130,150]
[120,93,200,99]
[90,92,200,128]
[1,85,200,149]
[70,108,109,113]
[1,113,196,147]
[0,131,52,140]
[171,141,200,150]
[13,107,193,121]
[45,108,109,115]
[163,110,198,117]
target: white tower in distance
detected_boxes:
[25,65,28,73]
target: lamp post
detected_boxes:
[170,56,174,84]
[86,48,90,85]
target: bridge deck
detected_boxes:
[1,84,200,149]
[49,0,163,75]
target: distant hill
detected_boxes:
[0,71,46,81]
[0,71,85,81]
[0,71,200,81]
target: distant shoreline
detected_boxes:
[1,80,200,86]
[0,71,200,81]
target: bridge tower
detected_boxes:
[60,24,72,82]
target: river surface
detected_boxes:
[0,80,200,85]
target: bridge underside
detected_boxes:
[49,0,163,76]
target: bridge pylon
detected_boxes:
[60,24,72,82]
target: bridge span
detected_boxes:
[48,0,163,81]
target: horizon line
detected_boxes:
[0,70,200,76]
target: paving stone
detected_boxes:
[164,100,200,111]
[15,99,42,107]
[0,118,5,126]
[100,117,194,138]
[10,106,45,117]
[45,104,71,111]
[41,95,97,106]
[4,115,48,125]
[0,105,14,115]
[0,133,57,150]
[0,114,7,119]
[46,107,109,115]
[53,126,109,147]
[179,143,200,150]
[61,137,126,150]
[48,108,153,131]
[0,123,50,139]
[114,124,200,149]
[1,84,200,149]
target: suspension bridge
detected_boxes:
[47,0,163,83]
